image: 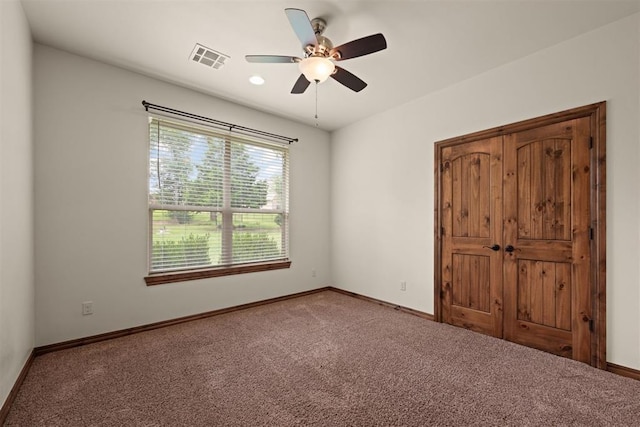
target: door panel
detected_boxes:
[516,259,571,330]
[452,254,491,312]
[441,137,503,337]
[517,139,572,241]
[503,117,592,363]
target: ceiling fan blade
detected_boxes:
[330,33,387,61]
[331,66,367,92]
[291,74,311,94]
[285,8,317,48]
[245,55,301,63]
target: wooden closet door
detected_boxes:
[441,137,503,337]
[502,117,592,363]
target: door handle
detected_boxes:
[505,245,515,253]
[483,244,501,251]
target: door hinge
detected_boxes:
[589,136,594,149]
[589,318,594,332]
[590,227,594,240]
[442,227,445,236]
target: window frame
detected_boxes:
[144,116,291,285]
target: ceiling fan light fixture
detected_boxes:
[299,56,335,83]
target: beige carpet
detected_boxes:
[5,290,640,426]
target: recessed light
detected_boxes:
[249,75,265,85]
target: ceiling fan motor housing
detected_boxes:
[306,35,334,58]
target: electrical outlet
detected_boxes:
[400,281,407,291]
[82,301,93,315]
[312,269,317,277]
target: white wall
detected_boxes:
[331,14,640,369]
[33,45,331,346]
[0,0,34,409]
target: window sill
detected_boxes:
[144,260,292,286]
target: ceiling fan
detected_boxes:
[245,8,387,94]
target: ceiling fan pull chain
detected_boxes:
[315,81,319,126]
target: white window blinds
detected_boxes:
[148,117,289,273]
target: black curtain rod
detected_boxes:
[142,100,298,144]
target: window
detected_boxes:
[145,117,290,284]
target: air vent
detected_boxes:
[190,44,229,69]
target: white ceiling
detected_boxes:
[20,0,640,131]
